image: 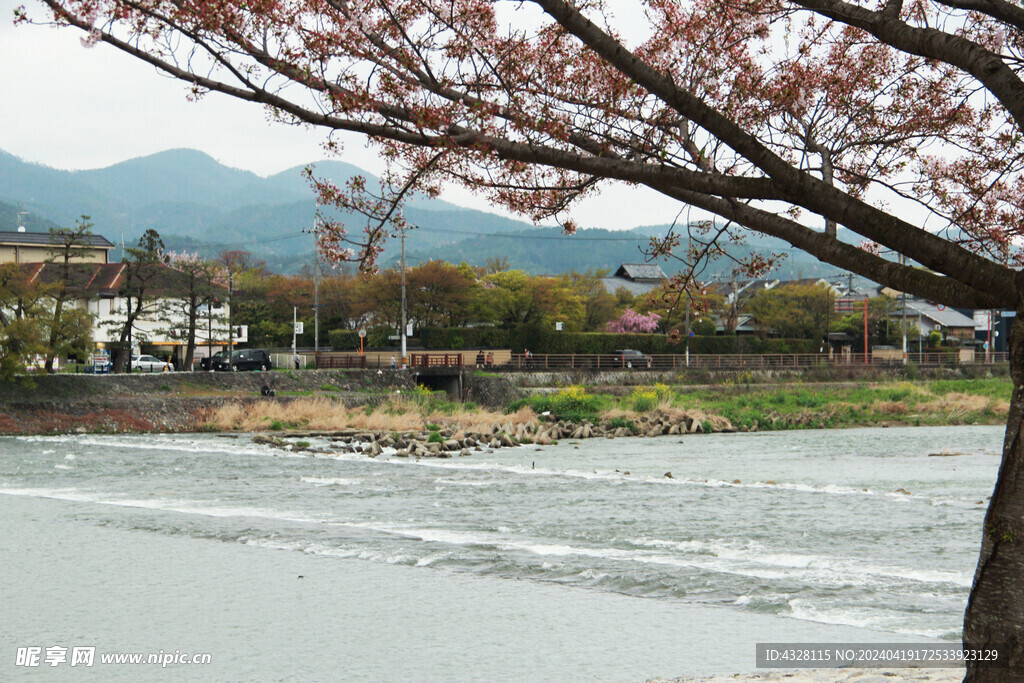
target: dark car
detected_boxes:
[611,349,650,368]
[213,349,272,372]
[200,351,229,371]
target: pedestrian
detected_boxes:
[391,354,397,369]
[293,352,301,370]
[476,350,485,368]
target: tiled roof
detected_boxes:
[905,301,976,329]
[26,262,227,297]
[0,230,115,248]
[600,277,662,297]
[613,263,667,281]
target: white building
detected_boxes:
[25,261,235,367]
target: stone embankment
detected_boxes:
[0,370,419,435]
[253,410,736,459]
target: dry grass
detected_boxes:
[206,397,537,434]
[872,400,910,416]
[914,392,1008,421]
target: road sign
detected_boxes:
[295,322,304,334]
[359,329,367,338]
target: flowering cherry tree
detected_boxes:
[19,0,1024,674]
[605,307,661,334]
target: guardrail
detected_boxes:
[409,353,463,368]
[507,352,1009,370]
[317,355,368,369]
[311,351,1008,372]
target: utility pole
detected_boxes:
[901,255,908,365]
[228,270,234,354]
[208,296,213,371]
[400,221,408,369]
[314,239,320,355]
[685,232,691,367]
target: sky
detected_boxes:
[0,0,682,230]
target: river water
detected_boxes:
[0,425,1003,680]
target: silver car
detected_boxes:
[131,354,174,372]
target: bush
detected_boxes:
[512,384,601,422]
[608,416,640,433]
[629,387,658,412]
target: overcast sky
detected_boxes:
[0,0,684,230]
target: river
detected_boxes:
[0,425,1002,680]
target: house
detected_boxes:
[600,263,668,297]
[24,260,233,367]
[902,300,978,342]
[0,229,114,264]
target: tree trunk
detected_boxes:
[964,304,1024,681]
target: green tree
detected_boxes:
[164,252,224,370]
[564,270,617,331]
[747,284,834,341]
[109,229,168,372]
[42,217,96,372]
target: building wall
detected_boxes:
[0,245,109,264]
[85,296,233,352]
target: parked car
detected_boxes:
[213,349,272,372]
[200,351,229,371]
[611,349,651,368]
[131,354,174,372]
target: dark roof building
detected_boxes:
[600,263,668,297]
[0,230,115,264]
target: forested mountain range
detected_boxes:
[0,148,851,279]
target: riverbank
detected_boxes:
[0,369,1011,437]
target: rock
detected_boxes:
[895,487,911,495]
[459,448,472,457]
[732,479,741,484]
[499,434,517,448]
[663,472,674,479]
[369,441,382,456]
[443,439,461,451]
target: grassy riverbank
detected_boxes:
[203,378,1012,434]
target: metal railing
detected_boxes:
[409,353,463,368]
[317,355,367,369]
[312,350,1009,372]
[506,351,1009,370]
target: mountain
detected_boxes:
[0,200,62,232]
[0,148,854,278]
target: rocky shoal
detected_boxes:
[251,411,738,459]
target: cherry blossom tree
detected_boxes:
[605,307,661,333]
[20,0,1024,674]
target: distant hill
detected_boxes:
[0,200,62,232]
[0,148,857,278]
